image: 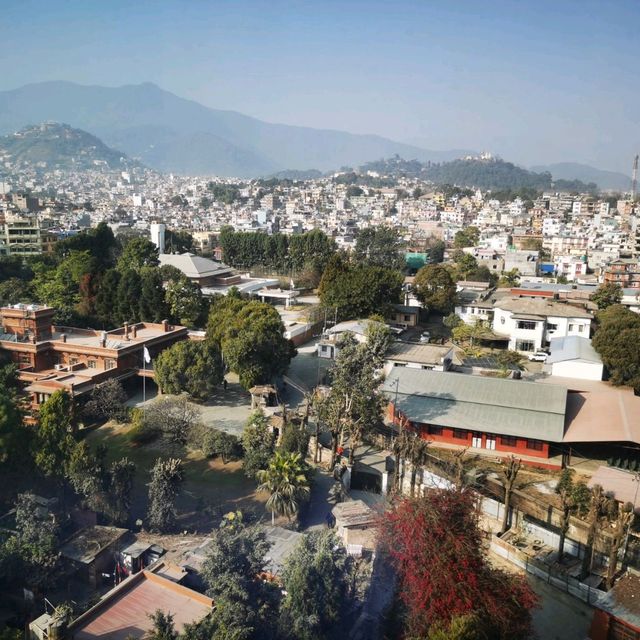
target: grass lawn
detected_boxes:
[84,421,268,531]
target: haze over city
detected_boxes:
[2,0,639,172]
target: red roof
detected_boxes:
[69,570,212,639]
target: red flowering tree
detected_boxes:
[381,489,538,639]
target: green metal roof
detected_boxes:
[382,368,567,442]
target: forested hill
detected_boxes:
[360,156,599,193]
[0,123,137,171]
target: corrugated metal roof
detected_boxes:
[382,369,567,442]
[547,336,602,365]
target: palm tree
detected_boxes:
[257,451,310,525]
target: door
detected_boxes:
[485,434,496,450]
[472,432,482,448]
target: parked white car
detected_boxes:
[528,351,548,362]
[419,331,431,343]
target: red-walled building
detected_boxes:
[590,573,640,640]
[382,368,568,467]
[0,304,189,417]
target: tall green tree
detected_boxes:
[139,267,169,322]
[279,531,352,640]
[115,269,142,324]
[0,388,26,468]
[592,282,623,310]
[94,269,121,328]
[35,391,76,478]
[354,226,406,270]
[242,412,276,479]
[117,237,159,272]
[592,304,640,388]
[413,264,457,313]
[316,333,385,466]
[147,458,185,532]
[318,254,403,320]
[154,340,223,400]
[206,298,294,389]
[165,275,203,327]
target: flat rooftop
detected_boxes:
[69,571,213,639]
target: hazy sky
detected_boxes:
[2,0,639,172]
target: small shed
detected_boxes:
[547,336,603,381]
[249,384,278,409]
[331,500,377,551]
[59,525,129,588]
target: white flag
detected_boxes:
[143,347,151,364]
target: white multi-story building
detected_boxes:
[491,297,592,352]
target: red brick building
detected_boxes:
[0,304,188,415]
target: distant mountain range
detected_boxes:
[531,163,631,192]
[0,123,135,171]
[0,81,468,178]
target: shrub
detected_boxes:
[202,429,242,464]
[127,408,160,445]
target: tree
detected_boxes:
[427,614,488,640]
[106,457,135,524]
[497,268,520,288]
[257,451,310,525]
[4,492,60,590]
[500,456,521,535]
[148,611,178,640]
[443,313,462,330]
[206,298,294,390]
[279,531,352,640]
[65,441,106,510]
[318,254,403,321]
[555,469,590,562]
[199,517,276,640]
[117,237,159,272]
[455,253,478,281]
[145,396,201,445]
[363,320,392,368]
[139,266,169,323]
[202,429,242,464]
[580,484,612,579]
[154,340,223,400]
[606,501,634,589]
[164,229,194,253]
[592,282,623,310]
[452,320,491,347]
[354,226,406,271]
[381,491,537,639]
[84,379,128,421]
[316,333,385,467]
[35,391,76,478]
[94,269,121,328]
[165,275,203,327]
[279,417,310,458]
[147,458,185,532]
[592,305,640,389]
[0,388,26,467]
[115,269,142,324]
[242,412,276,479]
[413,264,457,313]
[453,226,480,248]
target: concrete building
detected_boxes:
[546,336,604,381]
[491,297,592,352]
[149,222,166,254]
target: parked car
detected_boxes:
[528,351,548,362]
[419,331,431,343]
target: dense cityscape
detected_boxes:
[1,3,640,640]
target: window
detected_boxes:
[69,358,78,365]
[17,353,31,365]
[578,325,584,333]
[547,323,558,331]
[501,436,517,447]
[105,359,115,370]
[568,324,575,331]
[461,306,468,313]
[515,340,535,352]
[516,320,537,330]
[526,439,543,451]
[453,429,467,440]
[428,425,443,436]
[88,360,96,369]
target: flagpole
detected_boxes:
[142,348,146,417]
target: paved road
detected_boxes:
[529,573,593,640]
